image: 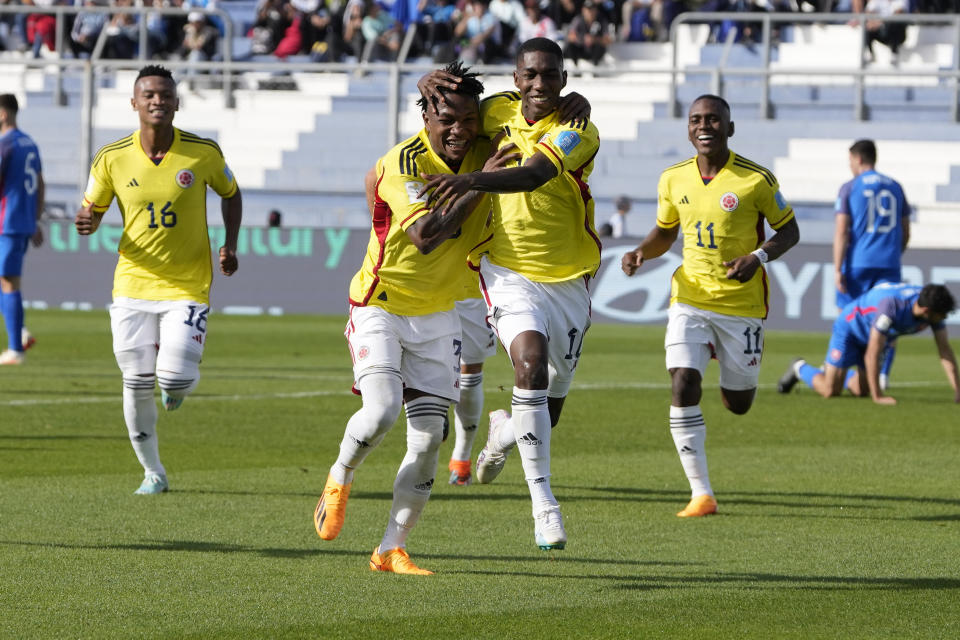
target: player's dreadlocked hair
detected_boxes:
[136,64,174,83]
[417,61,484,114]
[918,284,957,316]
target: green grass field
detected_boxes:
[1,310,958,639]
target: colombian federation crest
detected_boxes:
[175,169,195,189]
[719,192,739,212]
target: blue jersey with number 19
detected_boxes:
[82,128,238,305]
[835,169,909,271]
[0,128,43,236]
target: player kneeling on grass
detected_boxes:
[778,283,959,405]
[313,62,514,575]
[75,65,242,495]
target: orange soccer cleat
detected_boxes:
[677,494,718,518]
[314,475,352,540]
[369,547,434,575]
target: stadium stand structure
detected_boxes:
[3,21,960,245]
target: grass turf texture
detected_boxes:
[1,310,958,639]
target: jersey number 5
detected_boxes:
[147,201,178,229]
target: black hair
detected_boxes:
[849,139,877,166]
[516,37,563,67]
[417,60,484,113]
[918,284,956,316]
[691,94,731,117]
[136,65,174,84]
[0,94,18,116]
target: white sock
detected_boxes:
[452,372,483,461]
[512,387,557,514]
[495,413,517,451]
[122,377,163,477]
[380,396,447,551]
[670,405,712,497]
[331,372,402,485]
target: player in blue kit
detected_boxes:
[0,94,44,365]
[778,283,959,405]
[833,140,910,388]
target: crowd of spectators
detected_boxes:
[0,0,955,64]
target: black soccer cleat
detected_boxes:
[777,358,804,394]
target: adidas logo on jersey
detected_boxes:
[377,291,388,301]
[127,178,140,187]
[679,195,690,204]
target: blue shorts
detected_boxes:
[0,234,30,278]
[836,267,901,308]
[824,317,865,370]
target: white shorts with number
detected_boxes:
[456,297,496,366]
[345,304,461,403]
[110,297,208,375]
[664,302,763,391]
[478,256,591,398]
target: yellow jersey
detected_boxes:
[82,128,238,305]
[656,152,794,318]
[472,92,601,283]
[349,130,491,316]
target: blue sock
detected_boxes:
[798,363,822,389]
[1,291,24,351]
[881,342,896,377]
[844,368,856,392]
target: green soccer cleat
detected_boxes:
[161,390,184,411]
[534,507,567,551]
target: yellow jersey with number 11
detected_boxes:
[656,151,794,319]
[82,128,238,305]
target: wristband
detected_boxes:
[751,248,769,264]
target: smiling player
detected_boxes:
[621,95,800,517]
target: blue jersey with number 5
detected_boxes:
[835,169,909,271]
[0,128,42,236]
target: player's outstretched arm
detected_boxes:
[219,188,242,276]
[865,328,896,405]
[725,217,800,283]
[621,224,679,276]
[32,172,45,247]
[932,327,960,403]
[74,202,104,236]
[833,213,851,294]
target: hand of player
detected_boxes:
[31,227,44,248]
[219,246,238,276]
[558,92,591,126]
[74,202,100,235]
[417,70,461,115]
[723,254,761,283]
[483,132,521,172]
[621,250,645,276]
[835,271,847,294]
[872,395,897,406]
[418,173,474,214]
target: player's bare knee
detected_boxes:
[514,357,549,389]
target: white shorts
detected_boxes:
[478,257,591,398]
[664,302,763,391]
[345,304,461,402]
[456,297,496,365]
[110,297,207,374]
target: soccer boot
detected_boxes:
[0,349,24,365]
[134,473,169,495]
[534,507,567,551]
[161,390,184,411]
[314,474,352,540]
[777,358,804,394]
[21,327,36,351]
[369,546,434,575]
[677,494,718,518]
[476,409,511,484]
[448,458,472,486]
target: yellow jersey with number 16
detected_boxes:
[656,151,794,319]
[82,128,238,305]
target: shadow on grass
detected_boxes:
[0,434,125,441]
[174,489,537,503]
[610,572,960,592]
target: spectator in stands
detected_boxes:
[273,0,306,58]
[418,0,459,62]
[454,0,502,64]
[268,209,282,227]
[301,0,337,61]
[700,0,768,46]
[607,195,631,238]
[564,0,612,66]
[161,0,189,57]
[855,0,908,64]
[489,0,525,56]
[552,0,580,32]
[70,0,108,58]
[250,0,289,54]
[178,10,219,63]
[144,0,173,59]
[342,0,366,58]
[24,0,58,58]
[621,0,683,42]
[517,0,559,43]
[103,0,140,59]
[361,0,401,61]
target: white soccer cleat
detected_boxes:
[534,507,566,551]
[0,349,24,365]
[476,409,511,484]
[21,327,35,351]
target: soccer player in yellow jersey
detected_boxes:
[416,38,600,551]
[313,62,516,575]
[74,65,242,495]
[621,95,799,517]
